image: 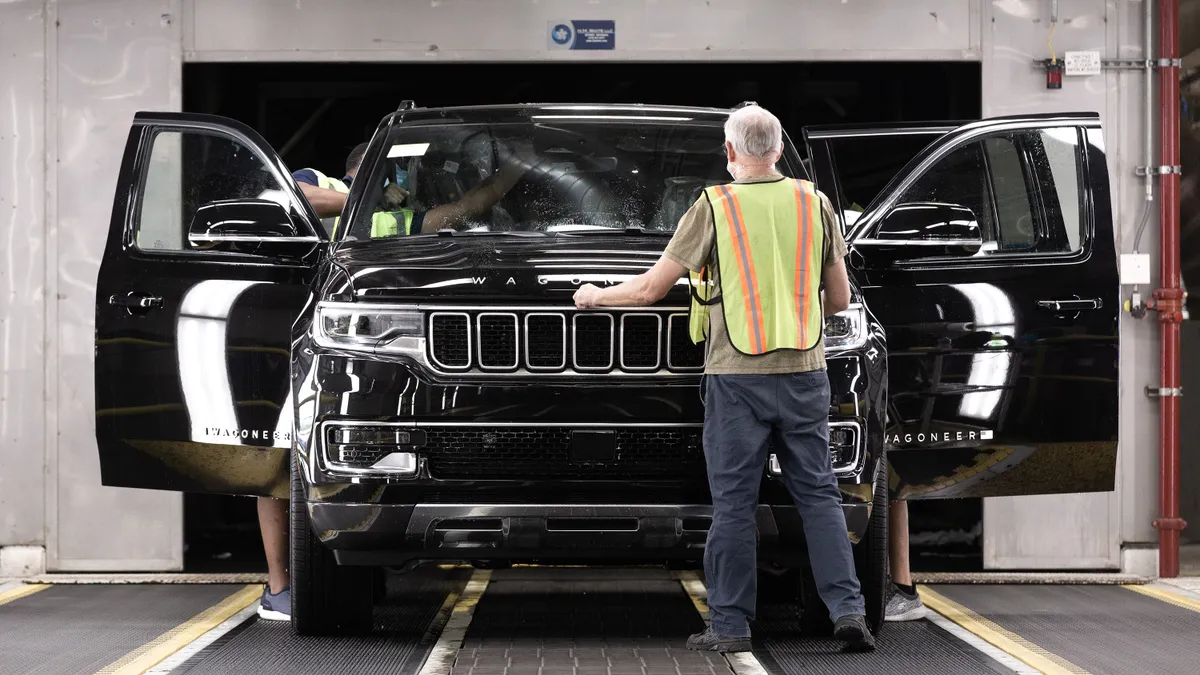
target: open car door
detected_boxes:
[804,114,1119,500]
[95,113,324,499]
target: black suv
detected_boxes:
[95,104,1119,635]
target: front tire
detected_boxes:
[854,455,890,633]
[290,454,375,635]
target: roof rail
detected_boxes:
[734,100,758,109]
[397,100,416,111]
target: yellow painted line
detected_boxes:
[1123,584,1200,614]
[918,585,1090,675]
[95,584,261,675]
[0,583,51,607]
[675,571,770,675]
[416,570,490,675]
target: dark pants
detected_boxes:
[702,371,865,637]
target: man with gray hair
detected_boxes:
[573,104,873,652]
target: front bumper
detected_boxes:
[316,502,872,567]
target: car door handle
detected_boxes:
[109,292,164,311]
[1037,298,1102,311]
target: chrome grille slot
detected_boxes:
[429,312,471,369]
[572,314,614,371]
[525,313,566,371]
[477,313,518,370]
[620,314,661,371]
[667,313,705,371]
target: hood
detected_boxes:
[324,235,681,304]
[322,235,863,305]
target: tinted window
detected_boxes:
[136,130,293,252]
[891,127,1085,257]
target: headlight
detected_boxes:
[824,304,868,351]
[314,302,424,350]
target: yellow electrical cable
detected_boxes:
[1047,21,1057,64]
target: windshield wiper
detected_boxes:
[560,225,672,236]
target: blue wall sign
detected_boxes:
[547,20,615,50]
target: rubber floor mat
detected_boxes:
[935,584,1200,675]
[0,584,245,675]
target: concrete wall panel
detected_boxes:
[46,0,184,571]
[0,0,48,550]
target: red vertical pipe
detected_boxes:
[1155,0,1185,578]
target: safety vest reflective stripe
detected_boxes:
[714,184,767,354]
[689,179,825,355]
[793,182,819,349]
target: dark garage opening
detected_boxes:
[180,60,983,574]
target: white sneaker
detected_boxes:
[884,587,929,622]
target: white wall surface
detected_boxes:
[0,0,1168,571]
[183,0,980,61]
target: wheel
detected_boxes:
[289,454,375,635]
[799,455,890,635]
[853,455,890,634]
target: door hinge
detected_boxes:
[1145,386,1184,398]
[1135,165,1182,176]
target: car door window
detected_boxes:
[891,126,1085,258]
[136,130,295,252]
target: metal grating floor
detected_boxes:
[0,583,245,675]
[453,568,732,675]
[936,584,1200,675]
[173,566,468,675]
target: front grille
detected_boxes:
[621,315,661,370]
[477,313,518,370]
[430,313,470,369]
[573,314,614,370]
[425,309,705,375]
[422,426,704,479]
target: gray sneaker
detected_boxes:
[257,585,291,621]
[685,627,752,653]
[885,586,928,622]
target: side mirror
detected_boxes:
[855,202,984,262]
[187,199,319,256]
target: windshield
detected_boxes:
[343,118,800,240]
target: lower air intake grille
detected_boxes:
[423,427,704,480]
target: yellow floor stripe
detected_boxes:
[0,583,51,607]
[918,585,1091,675]
[95,584,261,675]
[1123,584,1200,614]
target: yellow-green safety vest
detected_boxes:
[304,169,415,240]
[688,179,825,355]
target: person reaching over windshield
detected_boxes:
[292,142,408,238]
[367,139,536,237]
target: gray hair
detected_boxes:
[724,105,783,159]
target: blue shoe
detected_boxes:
[258,585,291,621]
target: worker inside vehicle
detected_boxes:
[293,138,537,239]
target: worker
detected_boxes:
[292,142,410,238]
[885,501,929,621]
[572,104,875,653]
[294,140,534,239]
